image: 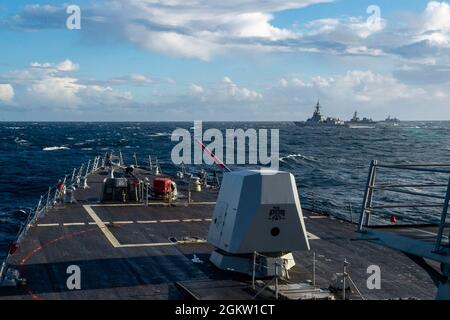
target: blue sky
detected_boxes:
[0,0,449,121]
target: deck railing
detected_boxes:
[357,160,450,254]
[0,154,103,283]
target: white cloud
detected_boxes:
[190,84,204,94]
[103,73,152,86]
[221,76,262,101]
[3,60,135,109]
[120,5,299,60]
[56,60,79,72]
[28,76,82,108]
[410,1,450,47]
[31,59,79,72]
[0,84,14,103]
[305,16,386,39]
[189,77,262,103]
[270,70,429,117]
[79,0,331,60]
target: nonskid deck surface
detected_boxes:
[0,168,436,300]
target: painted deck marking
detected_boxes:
[83,205,207,248]
[119,240,207,248]
[83,205,121,248]
[36,223,59,227]
[36,219,210,227]
[90,201,216,207]
[309,216,327,219]
[408,227,449,239]
[307,232,320,240]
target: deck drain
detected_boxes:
[169,237,178,243]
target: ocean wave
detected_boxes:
[81,148,93,151]
[279,153,318,163]
[6,127,24,130]
[43,146,70,151]
[148,132,171,137]
[348,125,375,129]
[14,137,29,145]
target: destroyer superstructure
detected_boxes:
[346,111,377,126]
[295,101,345,127]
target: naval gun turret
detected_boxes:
[208,170,310,277]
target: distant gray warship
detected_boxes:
[382,115,401,125]
[295,100,345,127]
[346,111,377,126]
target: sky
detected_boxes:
[0,0,449,121]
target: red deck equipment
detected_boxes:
[153,177,172,195]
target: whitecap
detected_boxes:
[43,146,70,151]
[279,153,317,163]
[14,137,29,145]
[348,125,375,129]
[148,132,170,137]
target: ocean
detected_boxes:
[1,121,450,256]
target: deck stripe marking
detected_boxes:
[90,202,216,207]
[119,240,208,248]
[309,216,327,219]
[35,219,211,227]
[83,205,121,248]
[408,228,449,239]
[307,232,320,240]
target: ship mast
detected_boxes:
[315,99,321,115]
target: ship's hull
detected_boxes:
[294,122,346,127]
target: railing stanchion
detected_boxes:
[435,178,450,253]
[358,160,377,231]
[45,187,51,211]
[252,252,257,290]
